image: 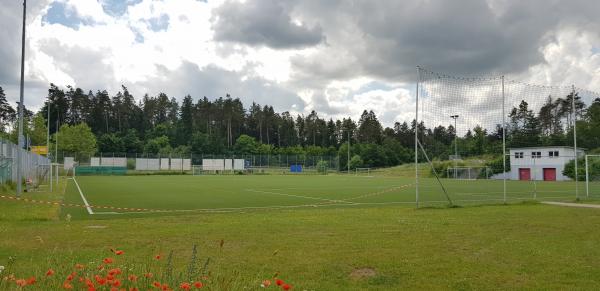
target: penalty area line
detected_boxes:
[71,177,94,215]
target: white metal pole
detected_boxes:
[347,131,350,174]
[55,118,58,186]
[16,0,27,197]
[502,76,507,203]
[585,155,589,198]
[453,116,458,179]
[415,69,420,208]
[572,85,579,200]
[47,98,52,192]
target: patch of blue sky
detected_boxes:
[42,1,94,29]
[100,0,143,16]
[147,14,170,31]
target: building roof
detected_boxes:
[509,146,585,151]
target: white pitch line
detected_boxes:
[245,188,353,204]
[71,177,94,215]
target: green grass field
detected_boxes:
[61,174,586,219]
[1,174,600,290]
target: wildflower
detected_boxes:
[128,274,138,282]
[112,279,121,287]
[144,273,153,278]
[261,280,271,288]
[161,283,170,291]
[66,273,75,281]
[95,275,107,285]
[26,276,36,285]
[107,274,115,281]
[0,266,4,273]
[46,269,55,276]
[115,250,124,256]
[282,283,291,290]
[103,258,114,264]
[108,268,122,276]
[15,279,27,287]
[193,281,203,288]
[75,264,85,269]
[130,288,139,291]
[179,282,191,290]
[153,281,161,287]
[155,254,161,260]
[276,279,284,286]
[63,281,73,289]
[88,287,96,291]
[97,265,105,271]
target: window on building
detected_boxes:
[532,152,541,159]
[515,152,524,159]
[549,151,559,158]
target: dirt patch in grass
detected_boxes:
[350,268,377,280]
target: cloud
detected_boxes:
[1,0,599,128]
[212,0,325,49]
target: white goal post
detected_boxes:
[586,155,600,198]
[355,168,371,176]
[446,167,491,180]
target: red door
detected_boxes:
[519,168,531,180]
[543,168,556,181]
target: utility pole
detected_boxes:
[16,0,27,196]
[450,115,459,179]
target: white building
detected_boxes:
[509,146,584,181]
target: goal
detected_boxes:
[446,167,491,180]
[355,168,371,176]
[586,155,600,198]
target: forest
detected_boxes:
[0,84,599,170]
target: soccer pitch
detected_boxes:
[63,174,582,218]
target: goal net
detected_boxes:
[446,167,490,180]
[586,155,600,199]
[355,168,371,176]
[417,67,598,206]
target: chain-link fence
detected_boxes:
[0,138,50,186]
[54,152,340,173]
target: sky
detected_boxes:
[1,0,600,127]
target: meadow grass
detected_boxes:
[1,174,600,290]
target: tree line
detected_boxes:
[0,84,599,170]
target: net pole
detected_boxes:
[47,98,52,192]
[415,68,420,208]
[347,131,350,174]
[16,0,27,197]
[585,155,589,198]
[572,85,579,200]
[502,75,507,203]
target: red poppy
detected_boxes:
[66,273,75,281]
[128,274,138,282]
[46,269,55,276]
[88,287,96,291]
[15,279,27,287]
[95,275,107,285]
[103,258,114,264]
[130,288,139,291]
[112,279,121,287]
[75,264,85,269]
[63,281,73,289]
[109,287,118,291]
[108,268,122,276]
[179,282,191,290]
[85,278,94,288]
[162,283,170,291]
[153,281,162,287]
[107,274,115,281]
[115,250,124,256]
[282,283,291,290]
[193,281,203,288]
[275,279,284,286]
[144,273,153,278]
[155,254,161,260]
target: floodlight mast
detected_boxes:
[450,115,459,179]
[16,0,26,196]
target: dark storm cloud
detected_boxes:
[288,0,600,83]
[212,0,324,49]
[136,62,306,112]
[0,0,51,106]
